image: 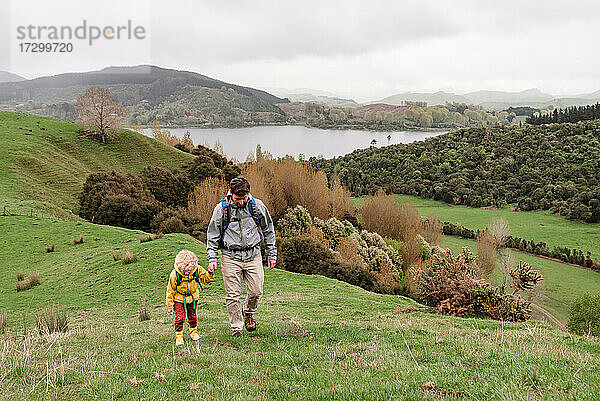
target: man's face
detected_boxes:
[232,192,249,208]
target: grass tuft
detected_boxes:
[28,272,40,287]
[16,272,24,281]
[71,235,84,245]
[35,305,68,335]
[138,300,150,322]
[110,251,121,261]
[139,232,162,243]
[45,243,55,253]
[122,250,137,264]
[15,281,30,292]
[0,311,6,334]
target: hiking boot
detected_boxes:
[232,330,242,337]
[190,326,199,341]
[175,331,184,346]
[244,312,258,332]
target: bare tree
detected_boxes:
[76,87,128,143]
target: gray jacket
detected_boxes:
[206,194,277,263]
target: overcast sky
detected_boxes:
[2,0,599,101]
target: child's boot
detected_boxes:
[175,330,184,346]
[190,326,199,341]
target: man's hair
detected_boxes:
[229,176,250,196]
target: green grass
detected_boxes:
[2,215,600,400]
[0,111,193,218]
[354,194,600,260]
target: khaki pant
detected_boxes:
[221,252,264,331]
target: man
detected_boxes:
[206,176,277,337]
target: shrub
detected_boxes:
[16,280,30,292]
[186,177,228,226]
[16,272,24,281]
[360,189,402,239]
[158,216,186,234]
[277,205,313,237]
[122,250,137,264]
[45,244,55,253]
[36,306,68,334]
[71,235,84,245]
[423,214,444,246]
[567,294,600,336]
[510,261,543,294]
[110,251,121,261]
[138,300,150,322]
[139,166,191,207]
[476,229,497,279]
[0,311,6,334]
[27,272,40,287]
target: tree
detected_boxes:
[76,87,128,143]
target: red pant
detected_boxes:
[174,301,197,331]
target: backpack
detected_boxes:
[173,268,202,310]
[220,196,261,231]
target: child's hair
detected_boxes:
[174,250,198,275]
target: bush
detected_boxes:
[277,205,313,237]
[186,177,228,227]
[122,250,137,264]
[28,272,40,287]
[158,216,186,234]
[568,293,600,336]
[45,244,55,253]
[36,306,68,334]
[71,235,84,245]
[360,189,402,239]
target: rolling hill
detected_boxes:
[0,111,194,218]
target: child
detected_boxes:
[166,250,214,346]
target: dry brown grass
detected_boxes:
[27,272,40,287]
[360,189,402,238]
[0,311,6,334]
[70,235,84,245]
[122,250,137,264]
[139,233,163,243]
[476,228,497,279]
[15,280,30,292]
[423,213,444,246]
[187,177,229,226]
[35,306,68,334]
[242,156,341,221]
[110,251,121,261]
[138,300,150,322]
[45,243,55,253]
[16,272,24,281]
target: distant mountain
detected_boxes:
[374,91,470,106]
[0,65,288,126]
[463,88,553,105]
[372,88,600,110]
[265,87,359,108]
[0,71,25,83]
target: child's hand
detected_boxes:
[167,308,174,315]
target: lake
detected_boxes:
[144,125,446,161]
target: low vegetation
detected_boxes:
[35,305,68,335]
[568,293,600,337]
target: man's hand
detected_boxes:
[268,260,276,270]
[167,308,174,315]
[208,261,217,274]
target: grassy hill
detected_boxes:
[0,111,194,218]
[2,214,600,400]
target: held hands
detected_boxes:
[268,260,276,270]
[207,261,217,275]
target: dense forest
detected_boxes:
[311,120,600,223]
[527,103,600,124]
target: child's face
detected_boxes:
[179,263,195,275]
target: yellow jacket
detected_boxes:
[165,265,213,309]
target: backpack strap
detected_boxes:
[220,196,231,231]
[247,197,261,228]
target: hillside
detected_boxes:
[312,120,600,223]
[0,111,194,218]
[0,65,288,127]
[0,71,25,84]
[1,214,600,400]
